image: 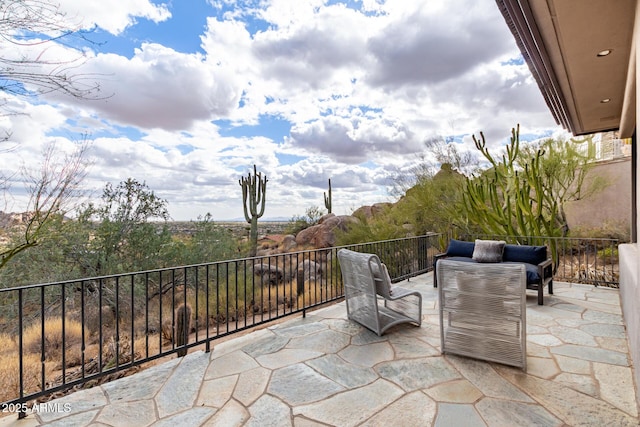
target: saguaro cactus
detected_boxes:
[240,165,268,256]
[175,303,192,357]
[324,178,332,214]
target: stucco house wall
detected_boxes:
[619,1,640,411]
[564,157,631,237]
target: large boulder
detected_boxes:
[252,262,284,286]
[352,203,392,220]
[281,234,297,252]
[295,215,359,248]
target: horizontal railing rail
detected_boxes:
[457,234,621,288]
[0,234,441,415]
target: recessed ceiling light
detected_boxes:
[601,98,611,103]
[597,49,612,57]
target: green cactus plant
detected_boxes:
[239,165,268,257]
[324,178,332,214]
[461,125,557,264]
[463,125,554,236]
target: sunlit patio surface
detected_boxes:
[2,273,638,427]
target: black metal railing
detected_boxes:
[0,234,441,413]
[458,234,621,288]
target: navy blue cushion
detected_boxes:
[503,261,541,284]
[446,239,475,258]
[503,244,547,265]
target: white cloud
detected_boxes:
[57,43,242,130]
[0,0,563,221]
[58,0,171,35]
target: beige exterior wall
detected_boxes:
[564,157,631,237]
[619,1,640,411]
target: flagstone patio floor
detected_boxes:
[1,273,638,426]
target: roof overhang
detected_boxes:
[496,0,636,136]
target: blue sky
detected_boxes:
[94,1,210,56]
[0,0,563,221]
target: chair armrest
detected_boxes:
[433,252,448,265]
[433,253,448,287]
[537,258,553,285]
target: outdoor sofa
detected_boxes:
[433,239,553,305]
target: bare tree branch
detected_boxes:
[0,0,107,100]
[0,138,90,269]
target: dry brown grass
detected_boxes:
[133,334,160,357]
[0,333,52,403]
[22,317,88,368]
[296,279,339,307]
[252,282,298,314]
[0,333,15,356]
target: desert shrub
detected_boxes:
[336,210,405,245]
[285,206,324,235]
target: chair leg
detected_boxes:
[549,280,553,294]
[538,286,543,305]
[433,262,438,288]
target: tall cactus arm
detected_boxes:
[256,171,267,217]
[324,178,332,213]
[239,176,251,223]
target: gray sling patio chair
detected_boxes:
[437,259,527,370]
[337,249,422,336]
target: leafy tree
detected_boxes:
[70,178,172,275]
[388,153,434,199]
[395,163,467,236]
[517,134,606,236]
[340,143,470,245]
[0,214,75,287]
[167,213,238,265]
[390,136,478,199]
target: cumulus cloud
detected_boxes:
[252,6,370,87]
[64,43,241,130]
[59,0,171,35]
[288,112,420,164]
[366,2,515,88]
[0,0,563,220]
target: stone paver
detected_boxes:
[155,351,211,418]
[0,277,637,427]
[434,403,486,427]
